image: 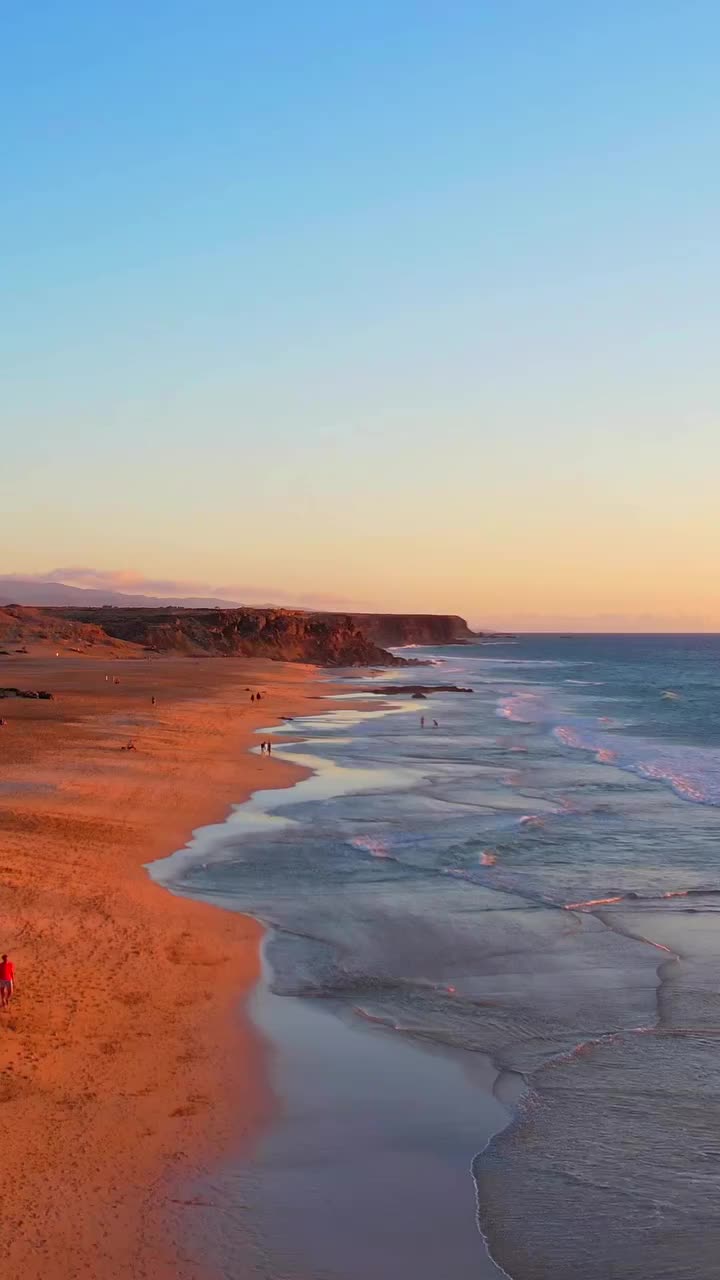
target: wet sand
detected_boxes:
[178,973,512,1280]
[0,649,326,1280]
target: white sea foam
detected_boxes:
[349,835,393,859]
[553,723,720,806]
[492,680,720,809]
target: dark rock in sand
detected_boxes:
[0,687,54,700]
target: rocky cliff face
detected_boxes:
[328,613,476,647]
[49,607,404,666]
[28,606,479,665]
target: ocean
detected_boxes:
[155,634,720,1279]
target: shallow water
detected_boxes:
[155,634,720,1279]
[180,976,510,1279]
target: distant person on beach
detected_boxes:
[251,693,255,703]
[260,742,266,754]
[151,695,156,706]
[420,716,425,728]
[256,693,262,702]
[267,740,272,754]
[0,954,15,1008]
[433,720,439,728]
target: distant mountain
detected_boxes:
[0,578,242,609]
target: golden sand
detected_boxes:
[0,651,323,1279]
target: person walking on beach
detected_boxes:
[0,954,15,1009]
[266,740,272,755]
[251,693,255,703]
[420,716,425,728]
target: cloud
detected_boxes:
[46,566,228,598]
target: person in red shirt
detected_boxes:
[0,954,15,1008]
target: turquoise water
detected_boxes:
[159,635,720,1279]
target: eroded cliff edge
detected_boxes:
[4,606,481,667]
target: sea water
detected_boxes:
[157,634,720,1279]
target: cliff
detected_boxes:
[46,607,404,666]
[323,613,477,648]
[1,574,486,654]
[5,605,481,667]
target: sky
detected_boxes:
[2,1,719,630]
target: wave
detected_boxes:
[476,658,574,667]
[348,835,393,859]
[553,722,720,806]
[496,690,549,723]
[494,686,720,808]
[562,886,720,911]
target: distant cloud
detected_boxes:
[6,566,362,611]
[46,566,234,598]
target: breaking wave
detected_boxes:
[553,723,720,806]
[494,687,720,808]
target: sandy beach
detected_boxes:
[0,649,325,1280]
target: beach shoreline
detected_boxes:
[0,649,332,1279]
[160,681,517,1280]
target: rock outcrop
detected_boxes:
[365,684,474,696]
[0,687,54,700]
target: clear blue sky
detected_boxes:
[3,2,719,627]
